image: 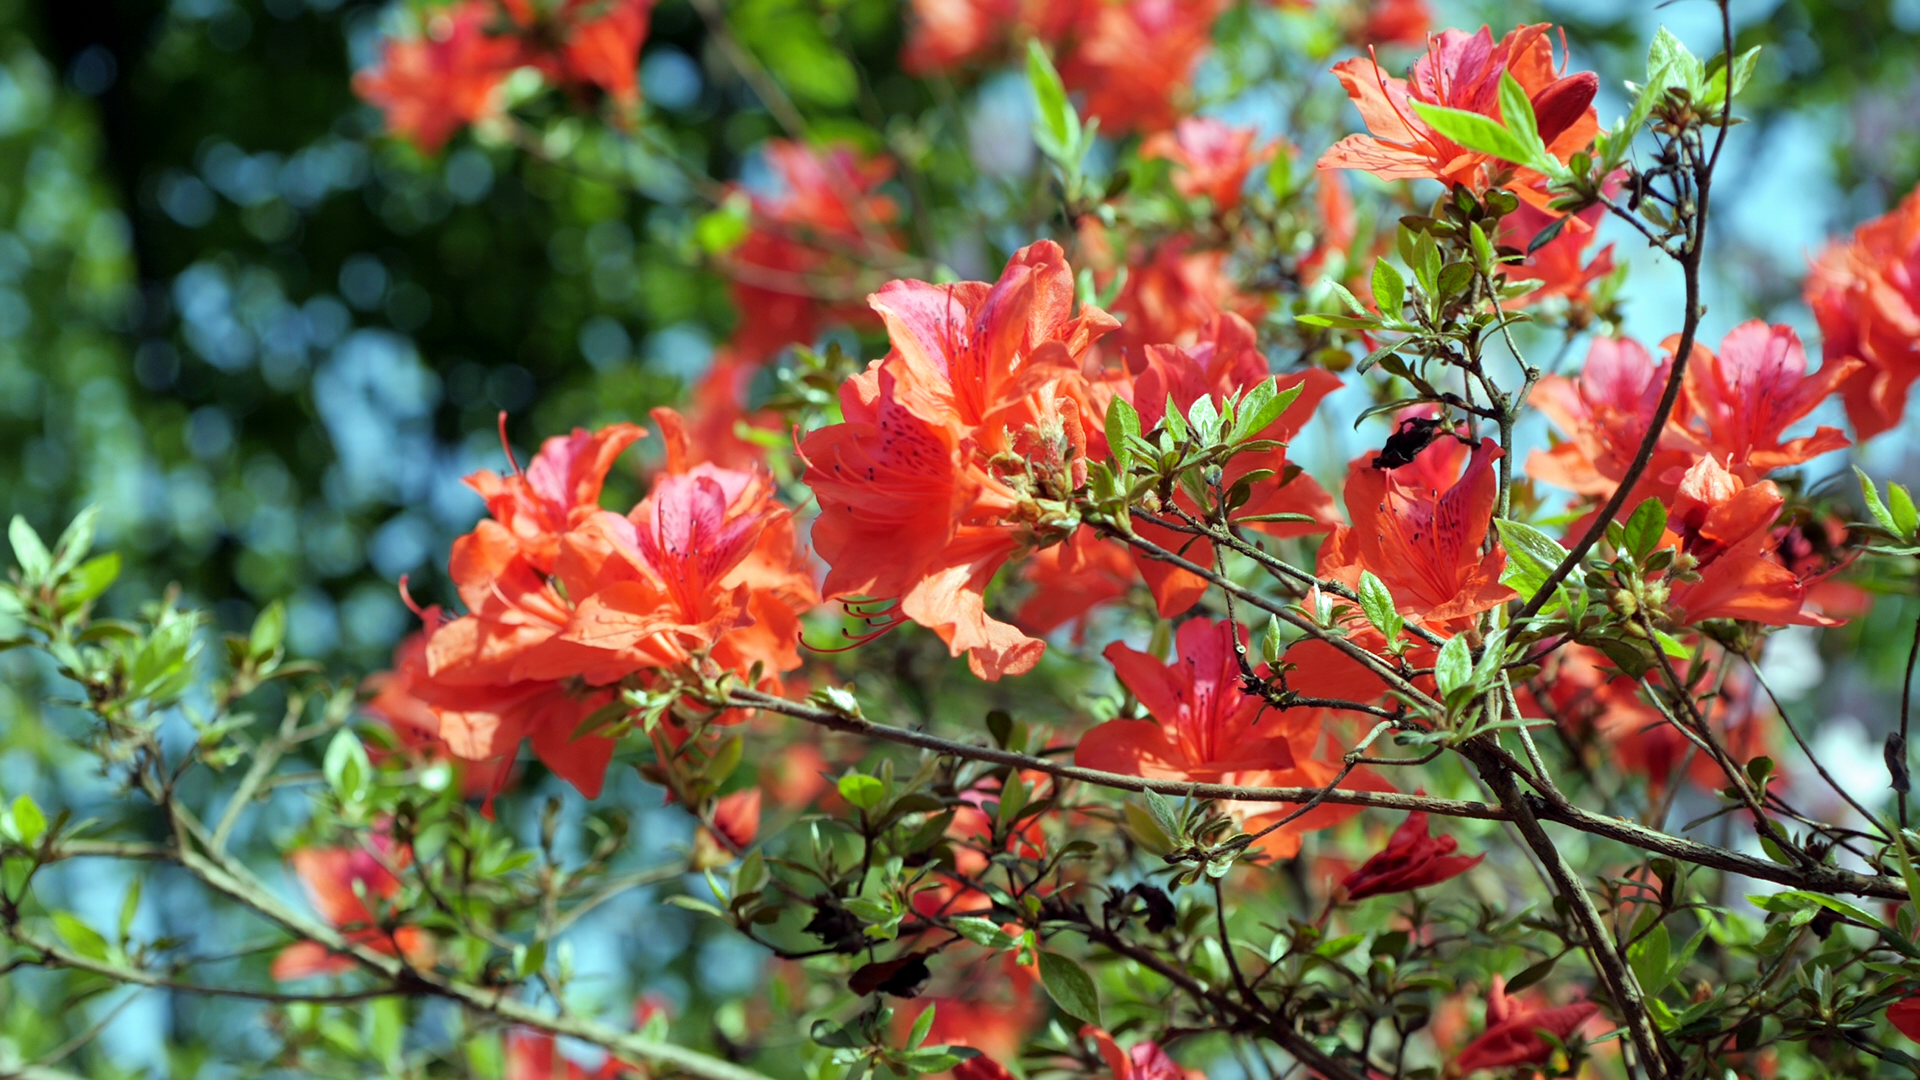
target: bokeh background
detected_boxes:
[3,0,1920,1071]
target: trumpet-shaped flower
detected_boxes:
[1806,185,1920,440]
[1453,976,1599,1074]
[1319,24,1598,207]
[1667,321,1857,476]
[1341,811,1483,899]
[272,842,431,981]
[1142,118,1278,212]
[800,241,1116,679]
[1078,619,1377,857]
[1321,433,1515,625]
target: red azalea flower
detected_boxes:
[352,2,523,153]
[1057,0,1228,134]
[1341,810,1483,899]
[1453,975,1599,1074]
[1666,321,1858,477]
[272,840,432,980]
[1141,117,1278,212]
[1319,24,1597,210]
[1805,184,1920,440]
[711,788,763,848]
[1077,619,1383,857]
[799,240,1116,680]
[1320,431,1516,626]
[1890,995,1920,1042]
[727,141,900,364]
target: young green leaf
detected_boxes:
[1621,497,1668,560]
[1408,101,1538,170]
[838,773,886,811]
[1371,258,1406,320]
[1026,41,1080,163]
[1434,634,1473,697]
[1355,571,1403,644]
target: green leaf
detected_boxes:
[1294,313,1379,330]
[1036,951,1101,1024]
[1891,483,1919,538]
[1026,41,1080,163]
[1628,919,1672,997]
[9,515,50,580]
[948,917,1014,949]
[1433,634,1472,697]
[1355,571,1403,643]
[1857,466,1900,534]
[1106,396,1141,472]
[1622,498,1668,560]
[1495,71,1550,167]
[694,192,751,255]
[1186,394,1222,443]
[249,600,287,660]
[1231,379,1302,444]
[1495,518,1571,608]
[8,793,46,845]
[49,505,100,579]
[1702,45,1761,106]
[119,878,142,944]
[52,911,111,962]
[57,553,120,608]
[322,729,372,804]
[838,773,886,811]
[1652,628,1690,659]
[1505,954,1559,993]
[1408,101,1538,170]
[1370,258,1406,319]
[907,1003,937,1050]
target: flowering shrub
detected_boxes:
[9,4,1920,1080]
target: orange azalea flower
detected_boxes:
[1141,118,1278,213]
[1013,526,1138,638]
[1528,336,1689,501]
[1354,0,1431,48]
[352,2,524,153]
[1661,455,1839,628]
[272,841,431,980]
[1299,172,1358,286]
[1321,432,1516,626]
[1083,1026,1207,1080]
[681,351,781,472]
[800,240,1117,680]
[1452,976,1600,1074]
[710,788,763,848]
[1806,184,1920,440]
[1501,198,1615,307]
[413,411,814,799]
[728,141,899,364]
[1318,24,1598,208]
[1666,321,1858,477]
[900,0,1086,75]
[500,0,654,107]
[466,421,648,573]
[1108,237,1267,354]
[1078,619,1377,857]
[353,0,653,152]
[1057,0,1228,134]
[1530,645,1773,797]
[1123,315,1342,614]
[363,627,515,799]
[542,411,818,688]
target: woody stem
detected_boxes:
[1517,106,1720,622]
[722,689,1913,901]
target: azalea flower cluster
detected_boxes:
[231,4,1920,1078]
[373,411,817,802]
